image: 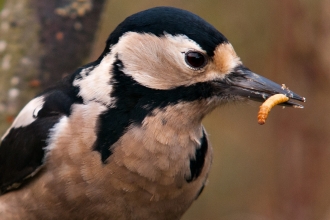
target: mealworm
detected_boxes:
[258,94,289,125]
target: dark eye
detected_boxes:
[185,51,207,69]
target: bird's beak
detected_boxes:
[221,65,306,108]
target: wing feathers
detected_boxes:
[0,90,74,194]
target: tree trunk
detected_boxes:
[0,0,106,134]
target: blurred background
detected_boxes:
[0,0,328,219]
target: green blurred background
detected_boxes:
[1,0,329,219]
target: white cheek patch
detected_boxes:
[73,55,116,107]
[1,96,45,141]
[111,32,207,90]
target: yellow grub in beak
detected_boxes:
[258,94,289,125]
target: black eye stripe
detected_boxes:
[185,51,207,70]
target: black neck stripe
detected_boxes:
[93,58,215,162]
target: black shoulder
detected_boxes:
[0,113,60,194]
[0,86,78,194]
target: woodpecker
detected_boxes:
[0,7,304,220]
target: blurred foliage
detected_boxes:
[0,0,4,10]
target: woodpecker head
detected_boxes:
[74,6,305,142]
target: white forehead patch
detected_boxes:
[213,43,241,74]
[1,96,45,141]
[163,33,203,49]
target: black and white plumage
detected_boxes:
[0,7,304,220]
